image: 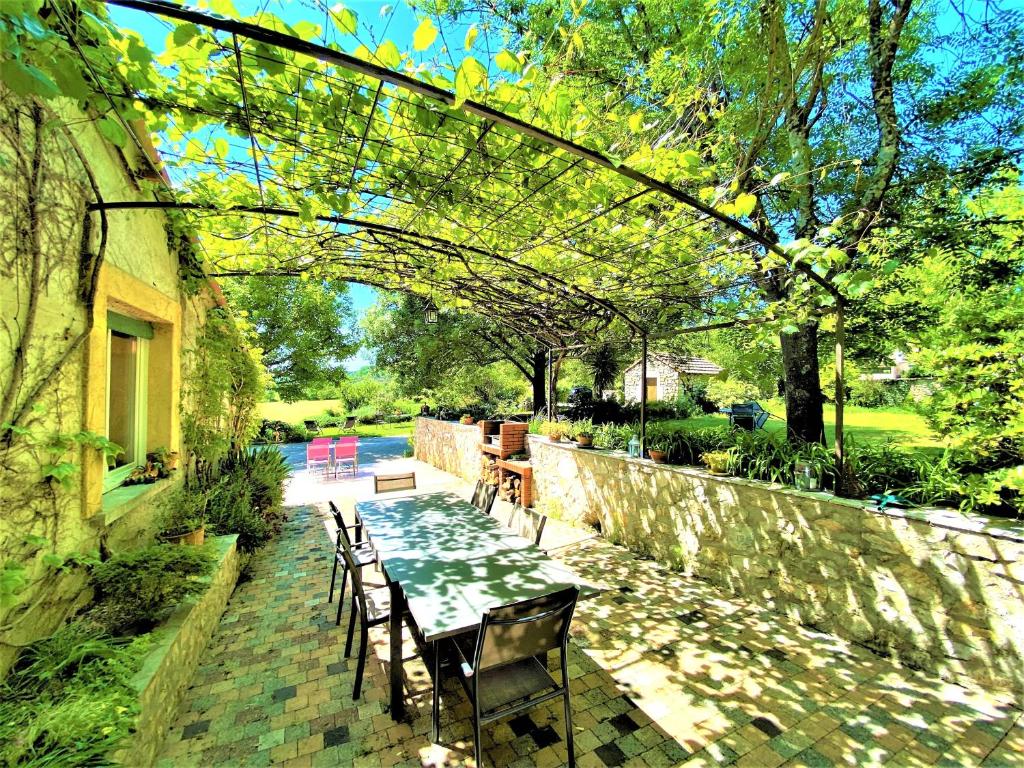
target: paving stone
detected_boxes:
[152,477,1022,768]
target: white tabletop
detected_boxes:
[355,491,586,642]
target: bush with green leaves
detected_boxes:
[204,446,290,552]
[0,622,150,767]
[89,545,215,633]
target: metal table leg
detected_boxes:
[389,579,405,720]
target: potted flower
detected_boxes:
[157,486,207,546]
[648,433,670,463]
[147,447,179,474]
[701,450,733,476]
[540,421,564,442]
[460,414,475,425]
[572,419,594,447]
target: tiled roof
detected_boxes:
[625,353,723,376]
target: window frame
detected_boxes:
[103,326,150,493]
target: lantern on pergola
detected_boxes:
[424,298,439,325]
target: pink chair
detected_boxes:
[306,441,331,475]
[332,438,358,478]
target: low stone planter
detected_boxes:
[111,535,244,767]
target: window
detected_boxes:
[104,313,152,491]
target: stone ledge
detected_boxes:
[112,535,244,767]
[527,434,1024,544]
[99,476,177,527]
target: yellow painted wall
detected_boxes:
[0,86,221,675]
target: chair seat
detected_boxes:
[364,586,392,624]
[337,545,376,567]
[452,635,558,715]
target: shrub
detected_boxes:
[257,419,308,443]
[848,378,911,408]
[90,545,215,633]
[592,422,636,451]
[204,446,289,552]
[704,377,764,410]
[155,484,207,538]
[0,622,149,766]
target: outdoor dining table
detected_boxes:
[354,490,590,721]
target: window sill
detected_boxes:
[101,477,175,526]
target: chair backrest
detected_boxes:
[334,441,358,460]
[307,443,330,461]
[337,436,358,445]
[470,479,486,508]
[475,483,498,515]
[374,472,416,494]
[310,437,333,445]
[328,500,358,548]
[333,523,369,613]
[508,503,547,547]
[343,417,356,428]
[472,586,580,673]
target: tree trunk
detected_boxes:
[531,349,547,416]
[780,321,825,444]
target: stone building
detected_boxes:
[623,353,722,403]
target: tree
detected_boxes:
[362,293,549,412]
[220,277,359,401]
[439,0,1023,443]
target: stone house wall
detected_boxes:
[414,418,1024,695]
[0,87,224,675]
[623,358,683,403]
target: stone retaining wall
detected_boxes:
[414,418,1024,695]
[113,535,244,767]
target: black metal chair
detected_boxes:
[336,534,392,700]
[508,503,547,548]
[471,481,498,516]
[328,501,376,626]
[435,586,580,767]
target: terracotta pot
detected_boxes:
[164,452,179,472]
[577,435,593,447]
[648,449,668,463]
[460,417,474,425]
[548,434,563,443]
[162,526,205,546]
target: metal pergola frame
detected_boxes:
[67,0,848,475]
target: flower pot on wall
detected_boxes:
[161,526,205,546]
[576,435,593,448]
[648,449,668,464]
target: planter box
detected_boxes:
[110,535,244,767]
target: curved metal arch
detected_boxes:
[87,200,635,332]
[103,0,841,302]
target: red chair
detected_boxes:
[306,441,331,475]
[332,438,358,477]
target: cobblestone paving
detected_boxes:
[157,503,1023,767]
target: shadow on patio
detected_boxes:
[156,441,1023,767]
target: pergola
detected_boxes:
[65,0,848,458]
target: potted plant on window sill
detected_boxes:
[156,486,207,546]
[460,414,475,425]
[147,447,179,473]
[700,450,733,476]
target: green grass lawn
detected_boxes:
[660,400,943,450]
[257,400,413,438]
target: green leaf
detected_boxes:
[41,553,65,568]
[495,49,521,73]
[375,40,401,68]
[454,56,487,107]
[412,18,437,51]
[97,118,127,148]
[464,24,479,51]
[734,192,757,217]
[881,258,900,275]
[627,112,643,134]
[329,4,357,36]
[172,22,199,47]
[0,59,59,98]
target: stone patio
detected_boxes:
[155,439,1023,767]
